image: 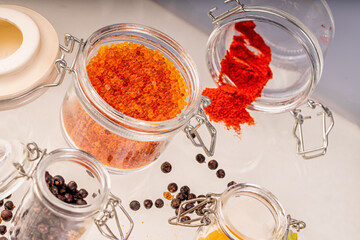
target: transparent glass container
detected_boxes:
[61,24,216,174]
[207,0,335,113]
[169,184,305,240]
[1,143,133,240]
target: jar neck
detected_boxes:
[34,148,111,220]
[215,183,288,240]
[74,23,201,141]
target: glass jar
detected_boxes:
[60,24,216,174]
[169,183,305,240]
[205,0,334,158]
[0,139,133,240]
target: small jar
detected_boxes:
[0,139,133,240]
[169,183,305,240]
[205,0,335,158]
[61,24,216,174]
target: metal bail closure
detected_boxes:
[184,96,217,157]
[168,193,220,227]
[283,215,306,240]
[208,0,244,25]
[290,99,334,159]
[95,193,134,240]
[2,34,83,105]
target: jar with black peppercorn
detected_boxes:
[169,183,305,240]
[0,139,133,240]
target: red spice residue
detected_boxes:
[202,21,273,135]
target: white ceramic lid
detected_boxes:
[0,5,59,110]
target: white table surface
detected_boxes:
[0,0,359,239]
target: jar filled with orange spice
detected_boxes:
[61,24,216,174]
[169,183,306,240]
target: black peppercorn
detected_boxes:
[67,181,77,192]
[196,208,204,216]
[171,198,181,209]
[197,195,206,203]
[1,210,12,222]
[180,216,191,223]
[187,193,196,200]
[64,193,73,203]
[161,162,172,173]
[50,185,59,196]
[144,199,153,209]
[78,189,88,199]
[227,181,237,187]
[45,171,52,185]
[216,169,225,178]
[4,201,14,211]
[195,153,205,163]
[208,160,218,170]
[129,200,140,211]
[154,199,164,208]
[0,225,6,235]
[176,192,187,201]
[180,186,190,195]
[175,206,185,216]
[0,200,3,208]
[184,203,195,213]
[57,195,65,202]
[52,175,65,187]
[167,183,178,193]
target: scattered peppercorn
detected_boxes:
[180,186,190,195]
[195,154,205,163]
[1,210,12,222]
[0,225,6,235]
[176,192,187,201]
[197,195,206,203]
[208,160,218,170]
[227,181,237,187]
[171,198,181,209]
[144,199,153,209]
[129,200,141,211]
[167,183,178,193]
[216,169,226,178]
[187,193,196,200]
[161,162,172,173]
[175,206,185,216]
[180,216,191,223]
[184,203,195,213]
[154,199,164,208]
[4,201,14,211]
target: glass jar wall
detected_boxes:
[60,23,210,174]
[206,0,334,113]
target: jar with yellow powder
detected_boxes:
[60,24,216,174]
[169,183,305,240]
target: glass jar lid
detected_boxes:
[0,5,59,110]
[205,1,334,113]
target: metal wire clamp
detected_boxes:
[208,0,244,25]
[184,96,217,157]
[291,99,334,159]
[95,194,134,240]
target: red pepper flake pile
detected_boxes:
[87,42,188,121]
[202,21,273,135]
[62,42,190,170]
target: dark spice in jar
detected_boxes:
[154,199,164,208]
[195,154,205,163]
[0,225,6,235]
[129,200,141,211]
[208,160,218,170]
[216,169,226,178]
[161,162,172,173]
[167,183,178,193]
[0,210,12,222]
[4,201,14,211]
[144,199,153,209]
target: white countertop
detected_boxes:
[0,0,359,239]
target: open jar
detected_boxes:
[205,0,335,158]
[169,183,305,240]
[0,139,133,240]
[60,24,216,174]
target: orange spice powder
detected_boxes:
[62,42,188,170]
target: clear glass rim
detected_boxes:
[216,183,288,240]
[75,23,201,137]
[34,148,111,220]
[206,5,324,113]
